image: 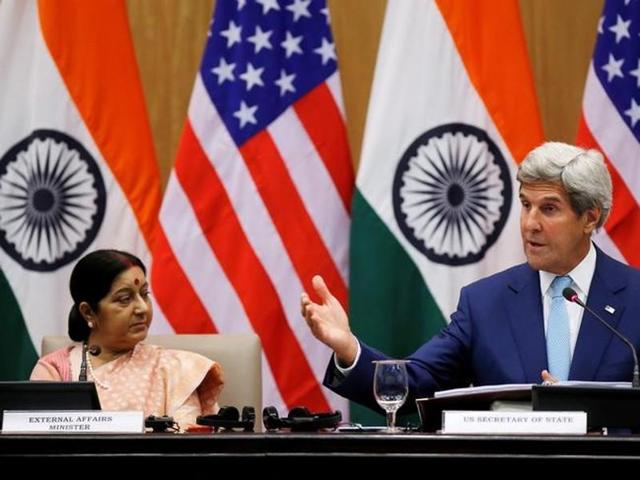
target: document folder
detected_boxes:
[532,384,640,430]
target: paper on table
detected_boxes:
[431,380,631,400]
[433,383,533,399]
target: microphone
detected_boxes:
[79,343,88,381]
[78,343,102,381]
[563,287,640,388]
[88,345,101,356]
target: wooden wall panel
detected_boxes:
[126,0,214,188]
[126,0,604,187]
[327,0,386,170]
[520,0,603,143]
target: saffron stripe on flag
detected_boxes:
[38,0,161,246]
[436,0,543,162]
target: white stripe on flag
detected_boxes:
[160,172,244,331]
[592,230,626,263]
[326,72,346,118]
[188,76,339,396]
[159,171,285,409]
[268,107,350,283]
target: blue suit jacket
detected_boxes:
[324,247,640,412]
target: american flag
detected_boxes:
[152,0,353,415]
[578,0,640,265]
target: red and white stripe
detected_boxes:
[578,64,640,265]
[153,72,353,414]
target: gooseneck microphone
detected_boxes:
[78,343,102,381]
[563,287,640,388]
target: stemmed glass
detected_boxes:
[373,359,409,432]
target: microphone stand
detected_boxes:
[79,342,88,381]
[563,288,640,388]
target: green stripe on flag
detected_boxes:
[350,189,446,353]
[349,190,446,425]
[0,269,37,380]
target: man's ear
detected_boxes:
[583,207,601,234]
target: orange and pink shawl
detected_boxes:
[31,343,223,429]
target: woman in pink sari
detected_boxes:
[30,249,224,430]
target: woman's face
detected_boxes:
[90,266,152,352]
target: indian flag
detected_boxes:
[350,0,543,424]
[0,0,164,380]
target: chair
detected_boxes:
[41,333,263,430]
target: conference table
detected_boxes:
[3,431,640,467]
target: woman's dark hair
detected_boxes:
[68,249,146,341]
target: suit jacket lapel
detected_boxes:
[571,250,626,380]
[506,265,548,383]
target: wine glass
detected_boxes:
[373,359,409,432]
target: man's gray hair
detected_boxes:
[517,141,612,229]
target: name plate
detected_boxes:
[442,410,587,434]
[1,410,144,433]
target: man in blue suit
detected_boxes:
[301,142,640,413]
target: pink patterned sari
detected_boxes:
[31,343,223,430]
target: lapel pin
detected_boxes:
[604,305,616,315]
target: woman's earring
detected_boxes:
[88,321,94,328]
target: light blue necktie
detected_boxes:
[546,275,573,381]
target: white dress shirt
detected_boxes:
[539,242,596,358]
